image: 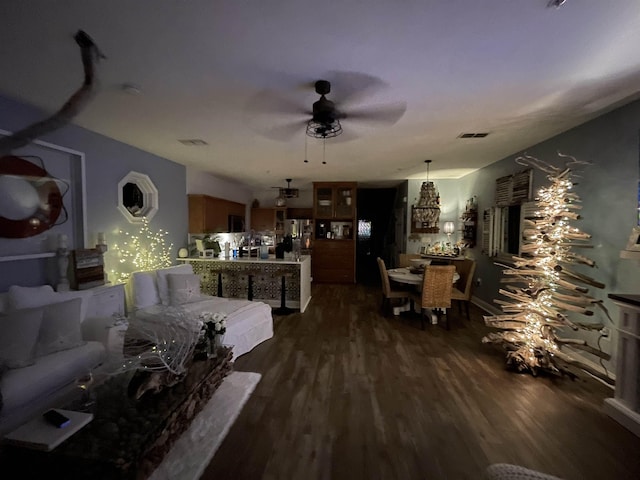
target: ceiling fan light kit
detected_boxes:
[306,118,342,139]
[273,179,299,207]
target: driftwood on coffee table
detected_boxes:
[5,347,233,480]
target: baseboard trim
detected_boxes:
[471,296,500,315]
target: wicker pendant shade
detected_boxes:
[412,160,440,233]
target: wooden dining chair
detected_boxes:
[451,258,477,321]
[398,253,421,268]
[410,265,456,330]
[376,257,410,317]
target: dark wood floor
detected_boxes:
[202,283,640,480]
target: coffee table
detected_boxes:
[1,346,233,480]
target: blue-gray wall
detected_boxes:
[406,99,640,373]
[0,94,188,289]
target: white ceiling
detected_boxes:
[1,1,640,192]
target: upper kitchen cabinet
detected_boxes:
[313,182,357,220]
[251,208,275,232]
[188,194,245,233]
[251,207,287,235]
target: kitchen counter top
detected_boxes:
[178,255,310,265]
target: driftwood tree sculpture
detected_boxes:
[0,30,104,157]
[482,153,613,383]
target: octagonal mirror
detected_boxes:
[117,171,158,223]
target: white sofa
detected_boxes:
[0,286,116,436]
[126,264,274,361]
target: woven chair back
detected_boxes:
[420,265,455,309]
[376,257,392,296]
[454,258,477,298]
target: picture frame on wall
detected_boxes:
[0,129,86,261]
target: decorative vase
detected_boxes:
[208,334,223,358]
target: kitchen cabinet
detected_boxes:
[312,239,355,283]
[188,195,245,233]
[251,207,287,236]
[274,207,286,236]
[287,207,313,219]
[312,182,357,283]
[251,208,275,232]
[313,182,356,220]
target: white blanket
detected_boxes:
[135,295,274,360]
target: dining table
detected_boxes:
[387,267,460,316]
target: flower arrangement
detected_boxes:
[201,311,227,337]
[197,311,227,358]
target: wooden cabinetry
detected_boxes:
[251,208,275,231]
[287,207,313,219]
[274,207,286,236]
[313,182,356,220]
[188,195,245,233]
[312,240,355,284]
[251,207,287,235]
[312,182,357,283]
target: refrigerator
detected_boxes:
[287,219,313,254]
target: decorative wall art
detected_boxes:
[117,171,158,223]
[0,130,85,261]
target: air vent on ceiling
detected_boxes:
[178,139,208,146]
[458,132,489,138]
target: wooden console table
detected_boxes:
[605,294,640,437]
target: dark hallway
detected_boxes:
[355,187,399,285]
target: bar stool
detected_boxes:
[245,268,261,301]
[272,269,295,316]
[216,265,236,298]
[216,271,224,297]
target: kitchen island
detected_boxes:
[178,255,312,312]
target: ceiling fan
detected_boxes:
[272,178,299,200]
[248,71,407,141]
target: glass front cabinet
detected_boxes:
[312,182,357,283]
[314,183,356,221]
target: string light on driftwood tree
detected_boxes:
[482,153,612,382]
[110,216,173,284]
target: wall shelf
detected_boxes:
[0,252,56,263]
[461,209,478,247]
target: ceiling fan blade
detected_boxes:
[252,119,309,142]
[326,71,389,107]
[245,89,310,117]
[338,101,407,125]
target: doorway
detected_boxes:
[356,187,398,285]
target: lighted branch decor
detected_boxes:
[110,216,173,284]
[482,153,613,383]
[120,308,203,399]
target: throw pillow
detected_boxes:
[0,307,44,368]
[55,290,94,323]
[156,264,194,305]
[34,297,85,357]
[8,284,56,310]
[132,271,161,310]
[167,273,202,306]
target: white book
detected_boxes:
[3,409,93,451]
